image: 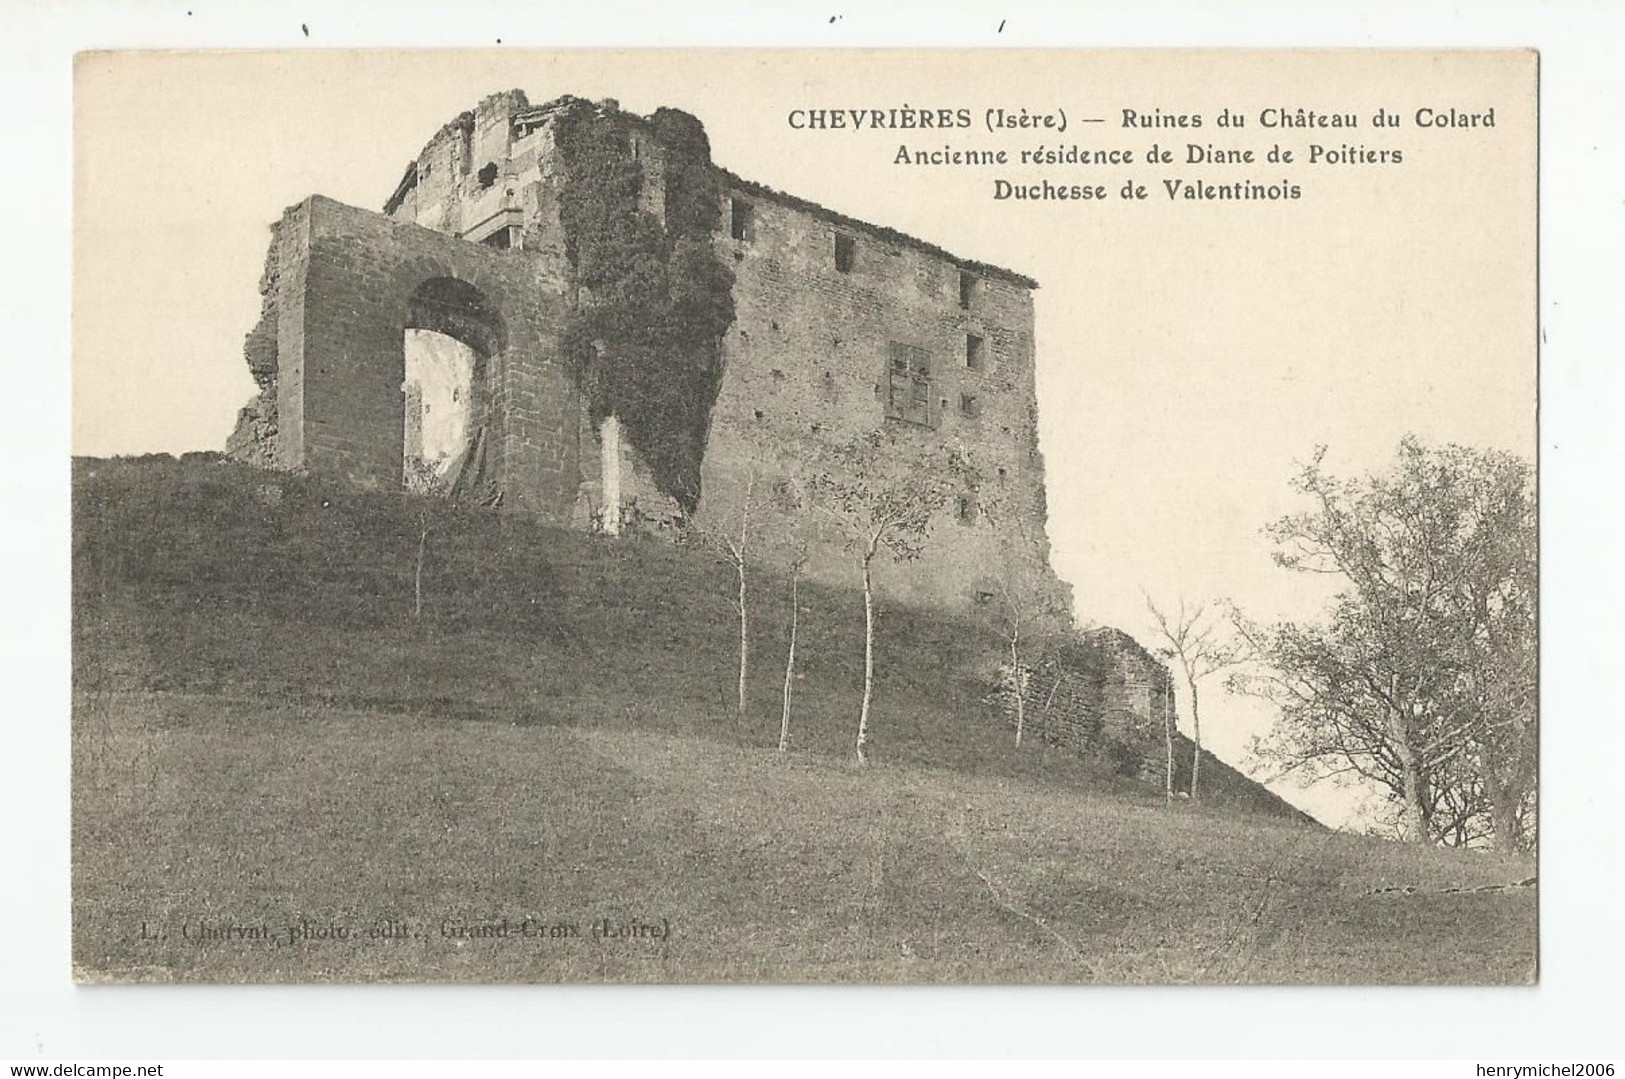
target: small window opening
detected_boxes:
[731,198,753,241]
[959,271,977,309]
[960,393,979,418]
[956,494,978,523]
[834,233,857,273]
[966,333,985,370]
[477,162,499,188]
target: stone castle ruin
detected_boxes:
[225,89,1175,768]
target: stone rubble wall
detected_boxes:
[987,630,1175,782]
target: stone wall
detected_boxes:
[988,630,1175,780]
[227,195,577,521]
[383,89,534,238]
[374,92,1068,613]
[233,92,1071,615]
[211,89,1302,812]
[1084,626,1173,729]
[695,172,1062,612]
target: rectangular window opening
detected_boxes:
[959,393,979,418]
[966,333,985,370]
[730,197,753,242]
[959,271,977,309]
[834,233,857,274]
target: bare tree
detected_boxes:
[1161,680,1176,805]
[810,433,965,765]
[768,472,813,756]
[779,549,805,755]
[693,468,757,742]
[978,501,1069,747]
[404,455,451,621]
[1145,593,1245,799]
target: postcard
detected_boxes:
[71,48,1537,984]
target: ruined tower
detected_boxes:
[227,90,1066,614]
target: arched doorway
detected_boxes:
[402,277,506,498]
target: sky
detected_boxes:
[72,49,1536,827]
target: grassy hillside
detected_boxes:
[71,456,1537,983]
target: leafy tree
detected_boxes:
[1452,458,1538,851]
[810,433,967,764]
[1233,438,1536,848]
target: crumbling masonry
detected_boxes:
[226,89,1174,762]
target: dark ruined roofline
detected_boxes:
[1082,624,1166,669]
[527,92,1038,287]
[381,91,1039,290]
[715,167,1039,290]
[385,90,571,216]
[384,163,417,215]
[384,107,480,215]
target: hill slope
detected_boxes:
[71,456,1536,983]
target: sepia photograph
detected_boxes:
[68,47,1538,987]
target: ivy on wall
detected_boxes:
[556,102,736,514]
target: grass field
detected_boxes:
[70,456,1537,983]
